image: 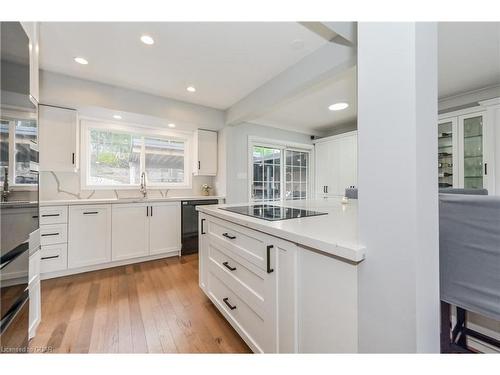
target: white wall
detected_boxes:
[357,22,440,352]
[223,122,313,204]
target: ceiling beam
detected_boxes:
[225,41,356,126]
[300,22,357,47]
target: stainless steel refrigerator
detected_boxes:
[0,21,39,353]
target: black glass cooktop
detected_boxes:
[220,204,327,221]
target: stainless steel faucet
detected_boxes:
[2,167,10,202]
[140,171,147,198]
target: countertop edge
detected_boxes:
[197,206,365,263]
[40,196,225,206]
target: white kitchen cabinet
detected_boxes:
[193,129,217,176]
[39,105,79,172]
[21,22,39,103]
[199,212,359,353]
[112,202,181,261]
[111,203,149,261]
[149,202,181,255]
[314,131,358,197]
[28,229,41,339]
[68,205,111,268]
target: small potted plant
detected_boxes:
[201,184,211,196]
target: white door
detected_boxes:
[111,203,149,261]
[149,202,181,255]
[68,205,111,268]
[196,129,217,176]
[39,105,78,172]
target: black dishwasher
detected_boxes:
[181,199,219,255]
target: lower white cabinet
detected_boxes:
[28,229,41,339]
[199,212,359,353]
[68,205,112,269]
[112,202,181,261]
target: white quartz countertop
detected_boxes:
[40,195,224,207]
[197,198,365,263]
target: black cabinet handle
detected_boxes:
[222,261,236,271]
[72,153,75,165]
[485,163,488,175]
[266,245,274,274]
[223,297,237,310]
[222,233,236,240]
[201,218,206,234]
[41,232,59,237]
[326,186,328,194]
[151,206,153,216]
[146,206,149,217]
[41,213,60,217]
[41,255,59,260]
[83,211,98,215]
[198,161,201,170]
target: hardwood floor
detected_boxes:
[29,254,251,353]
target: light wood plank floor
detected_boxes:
[29,254,251,353]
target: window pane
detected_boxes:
[252,146,281,202]
[145,137,185,184]
[285,150,309,200]
[89,129,141,185]
[0,120,9,184]
[14,119,38,185]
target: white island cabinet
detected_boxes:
[198,204,362,353]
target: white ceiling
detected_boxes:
[252,66,357,135]
[438,22,500,98]
[39,22,327,110]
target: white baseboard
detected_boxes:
[40,249,180,280]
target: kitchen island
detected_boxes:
[197,198,365,353]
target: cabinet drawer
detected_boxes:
[208,241,266,316]
[40,224,67,246]
[207,270,272,353]
[40,206,68,225]
[207,216,270,270]
[40,244,68,273]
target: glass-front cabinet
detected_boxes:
[438,111,488,190]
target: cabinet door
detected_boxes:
[195,129,217,176]
[438,117,459,188]
[39,105,78,172]
[338,134,358,194]
[314,141,331,197]
[149,202,181,255]
[68,205,111,268]
[199,213,208,292]
[112,203,149,261]
[21,22,39,103]
[458,112,487,189]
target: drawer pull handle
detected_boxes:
[222,233,236,240]
[41,255,59,260]
[41,232,59,237]
[41,214,60,217]
[201,218,206,234]
[266,245,274,274]
[222,261,236,271]
[83,211,98,215]
[223,297,237,310]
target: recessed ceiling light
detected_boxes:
[328,102,349,111]
[186,86,196,93]
[140,35,154,45]
[113,115,122,120]
[74,57,88,65]
[168,123,176,128]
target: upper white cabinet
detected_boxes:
[112,202,181,261]
[314,131,358,197]
[39,105,79,172]
[439,107,494,192]
[193,129,217,176]
[68,205,112,269]
[21,22,39,103]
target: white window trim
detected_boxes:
[0,109,38,191]
[80,119,192,190]
[247,136,314,202]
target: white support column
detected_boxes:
[357,22,440,352]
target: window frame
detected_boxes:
[0,109,38,191]
[247,136,314,202]
[80,119,192,190]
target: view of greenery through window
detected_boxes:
[88,128,186,186]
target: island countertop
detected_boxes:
[196,198,365,263]
[39,195,225,207]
